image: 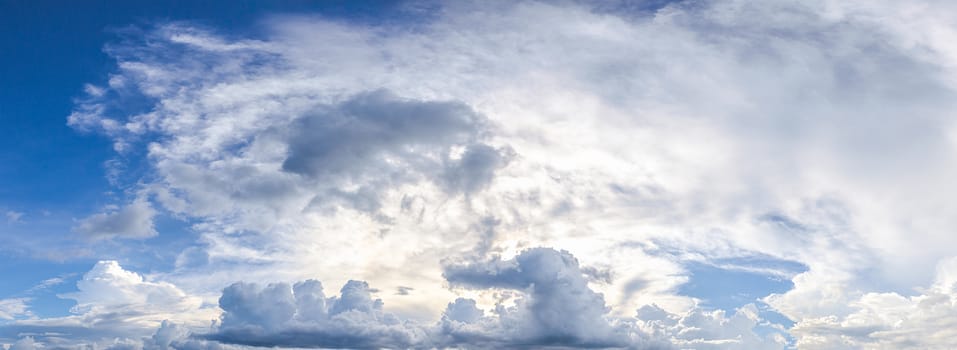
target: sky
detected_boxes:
[3,0,957,349]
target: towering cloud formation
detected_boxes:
[442,248,629,347]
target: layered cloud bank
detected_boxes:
[7,0,957,348]
[2,251,784,349]
[14,251,957,349]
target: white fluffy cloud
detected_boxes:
[0,299,30,321]
[54,0,957,348]
[767,256,957,349]
[0,261,217,348]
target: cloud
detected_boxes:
[196,247,786,349]
[0,261,216,348]
[5,211,24,223]
[441,143,514,195]
[8,337,36,350]
[74,199,157,240]
[634,303,789,350]
[25,275,72,294]
[442,247,629,348]
[767,256,957,349]
[207,279,430,349]
[0,298,31,320]
[57,0,957,348]
[282,89,512,209]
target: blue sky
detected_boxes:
[4,1,957,349]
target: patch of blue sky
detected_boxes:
[678,257,807,312]
[120,215,206,272]
[753,303,798,349]
[590,0,692,16]
[677,258,806,347]
[0,258,86,318]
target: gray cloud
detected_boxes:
[74,199,157,240]
[284,89,483,179]
[442,143,514,195]
[284,89,511,214]
[208,279,429,349]
[442,248,630,348]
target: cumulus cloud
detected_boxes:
[442,247,630,347]
[0,261,216,348]
[634,303,788,349]
[74,199,157,240]
[208,279,429,349]
[61,261,200,316]
[768,256,957,349]
[194,248,785,349]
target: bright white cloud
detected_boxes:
[0,261,217,348]
[0,298,30,320]
[768,255,957,349]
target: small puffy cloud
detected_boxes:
[5,211,24,223]
[61,261,199,316]
[442,298,484,324]
[74,199,157,240]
